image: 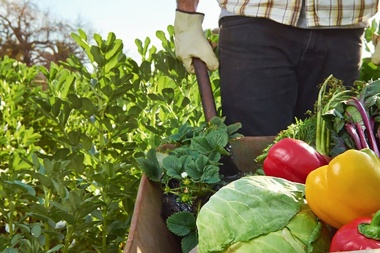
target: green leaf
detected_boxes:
[75,221,102,232]
[167,25,175,36]
[162,88,174,103]
[148,46,157,60]
[80,97,95,114]
[50,201,67,212]
[180,97,191,108]
[53,210,76,225]
[105,39,123,60]
[5,180,36,196]
[166,212,196,237]
[201,165,220,184]
[143,37,151,56]
[90,45,106,67]
[51,179,67,198]
[147,93,163,102]
[47,244,64,253]
[34,173,52,187]
[181,231,198,253]
[135,39,143,56]
[126,105,142,117]
[345,105,364,127]
[105,54,120,73]
[34,97,51,112]
[16,223,30,234]
[92,173,107,186]
[93,33,103,47]
[59,74,75,99]
[209,116,224,126]
[190,136,212,154]
[68,93,82,107]
[77,200,102,219]
[10,152,32,170]
[69,190,82,211]
[156,30,168,44]
[184,159,200,181]
[1,248,18,253]
[206,130,229,150]
[227,122,242,136]
[71,32,88,49]
[78,28,88,41]
[31,224,42,238]
[156,30,172,53]
[136,149,162,182]
[195,155,209,169]
[51,99,62,117]
[163,155,183,179]
[140,61,151,81]
[111,84,132,101]
[27,212,53,224]
[101,84,113,97]
[80,134,93,151]
[52,149,70,160]
[105,32,116,48]
[68,130,81,146]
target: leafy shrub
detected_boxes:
[0,26,220,252]
[360,18,380,82]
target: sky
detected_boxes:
[35,1,221,60]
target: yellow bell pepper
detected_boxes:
[305,148,380,229]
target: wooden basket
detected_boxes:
[124,136,275,253]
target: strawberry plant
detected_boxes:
[137,116,243,253]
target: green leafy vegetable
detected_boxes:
[255,117,317,163]
[315,75,354,155]
[196,176,331,253]
[323,79,380,157]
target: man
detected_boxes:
[174,0,379,136]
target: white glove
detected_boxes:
[371,34,380,65]
[174,10,219,73]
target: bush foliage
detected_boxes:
[0,26,219,252]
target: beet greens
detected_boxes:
[323,79,380,157]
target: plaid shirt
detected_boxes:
[217,0,379,27]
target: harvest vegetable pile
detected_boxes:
[138,76,380,253]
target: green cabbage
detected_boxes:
[196,176,331,253]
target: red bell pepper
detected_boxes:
[330,210,380,252]
[263,138,329,183]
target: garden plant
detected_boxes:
[0,26,219,252]
[0,18,379,252]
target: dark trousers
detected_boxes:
[219,16,364,136]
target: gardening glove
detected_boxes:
[174,10,219,73]
[371,34,380,65]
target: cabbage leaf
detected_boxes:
[196,176,330,253]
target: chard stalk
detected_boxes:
[348,97,380,157]
[345,123,363,150]
[356,122,369,149]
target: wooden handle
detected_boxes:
[193,58,217,121]
[193,58,241,175]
